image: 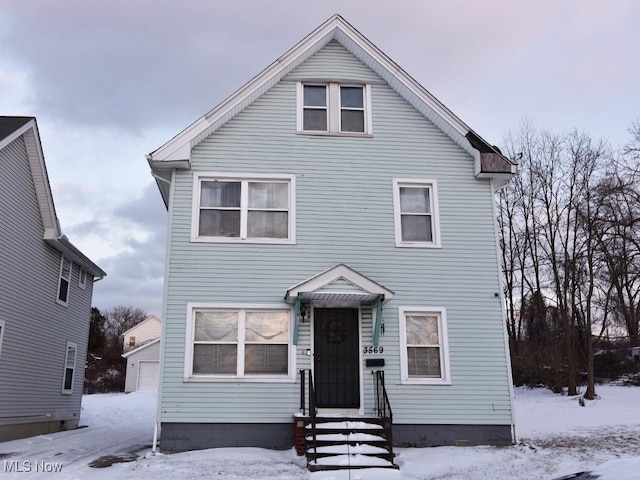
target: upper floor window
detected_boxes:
[297,82,372,135]
[192,173,295,244]
[393,179,441,248]
[399,307,451,385]
[62,341,77,394]
[185,304,293,381]
[57,256,71,306]
[78,267,87,289]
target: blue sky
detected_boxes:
[1,0,638,315]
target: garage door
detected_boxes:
[137,361,160,391]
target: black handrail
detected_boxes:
[374,370,393,453]
[299,369,317,465]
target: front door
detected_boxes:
[313,308,360,409]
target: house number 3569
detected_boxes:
[363,346,383,354]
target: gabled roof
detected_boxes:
[285,264,394,304]
[122,314,162,338]
[0,117,106,279]
[122,337,161,358]
[148,15,516,205]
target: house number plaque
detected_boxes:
[363,346,384,354]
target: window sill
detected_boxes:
[395,242,442,249]
[61,390,73,395]
[191,237,296,245]
[56,299,69,307]
[401,378,452,386]
[296,131,373,138]
[184,376,295,384]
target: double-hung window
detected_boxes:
[62,341,77,394]
[298,82,371,134]
[393,179,441,247]
[187,305,292,380]
[399,307,450,385]
[57,256,71,305]
[193,173,295,243]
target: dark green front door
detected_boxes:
[314,308,360,409]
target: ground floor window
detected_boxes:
[399,307,451,385]
[187,305,292,380]
[62,341,77,393]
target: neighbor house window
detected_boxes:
[297,82,371,134]
[129,336,136,347]
[78,267,87,289]
[0,319,5,357]
[187,305,291,380]
[192,173,295,243]
[393,179,441,247]
[399,307,450,385]
[57,256,71,305]
[62,341,77,394]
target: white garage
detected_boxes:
[122,338,161,392]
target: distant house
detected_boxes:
[148,15,516,468]
[122,315,162,392]
[0,116,106,442]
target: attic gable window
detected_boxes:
[192,173,296,244]
[298,82,371,135]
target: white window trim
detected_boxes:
[78,267,87,290]
[399,306,451,385]
[392,178,441,248]
[296,82,372,135]
[191,172,296,244]
[61,341,78,394]
[0,319,5,357]
[56,255,71,306]
[184,302,296,383]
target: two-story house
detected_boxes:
[148,15,516,468]
[0,117,106,442]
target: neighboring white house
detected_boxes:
[122,315,162,352]
[0,116,106,442]
[147,15,516,469]
[121,315,162,392]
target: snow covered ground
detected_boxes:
[1,386,639,479]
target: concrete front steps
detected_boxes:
[305,416,398,471]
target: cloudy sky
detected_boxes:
[1,1,638,316]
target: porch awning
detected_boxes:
[285,264,394,346]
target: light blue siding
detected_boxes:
[160,40,512,426]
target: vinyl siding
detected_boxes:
[0,135,93,428]
[160,41,512,425]
[124,341,161,392]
